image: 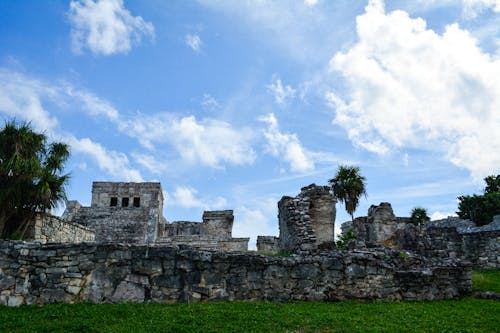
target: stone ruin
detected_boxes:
[257,184,336,253]
[1,182,499,306]
[341,202,500,270]
[30,181,249,251]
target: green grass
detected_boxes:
[472,270,500,293]
[0,299,499,332]
[0,270,498,332]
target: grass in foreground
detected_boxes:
[472,269,500,293]
[0,298,499,333]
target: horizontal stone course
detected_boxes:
[0,240,471,306]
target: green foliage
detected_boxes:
[0,120,70,239]
[1,298,499,332]
[336,228,356,249]
[472,270,500,294]
[457,193,500,226]
[457,174,500,226]
[484,175,500,194]
[329,165,367,221]
[410,207,430,225]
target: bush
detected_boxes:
[336,228,356,249]
[457,193,500,226]
[410,207,430,225]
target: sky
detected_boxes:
[1,0,500,248]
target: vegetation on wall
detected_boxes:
[0,121,70,239]
[457,174,500,226]
[409,207,430,225]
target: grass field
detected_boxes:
[472,270,500,294]
[0,270,498,333]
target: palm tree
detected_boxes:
[0,120,70,239]
[329,165,367,222]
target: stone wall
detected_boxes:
[26,215,95,243]
[0,241,471,306]
[157,211,248,251]
[256,236,280,253]
[344,204,500,269]
[277,184,336,252]
[69,207,159,244]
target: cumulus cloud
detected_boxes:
[0,69,59,131]
[267,77,296,105]
[165,186,227,210]
[69,0,155,55]
[122,113,256,168]
[68,136,143,181]
[430,211,456,221]
[185,34,202,52]
[462,0,500,17]
[327,0,500,180]
[258,113,314,173]
[0,68,143,181]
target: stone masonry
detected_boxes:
[157,210,249,251]
[25,214,95,243]
[342,203,500,269]
[258,184,336,253]
[61,182,248,251]
[0,240,471,306]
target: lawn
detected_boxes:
[472,270,500,294]
[0,270,498,333]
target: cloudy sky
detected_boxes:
[1,0,500,247]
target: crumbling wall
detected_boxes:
[0,241,471,306]
[157,211,248,251]
[344,205,500,269]
[277,184,336,252]
[25,214,95,243]
[256,236,280,253]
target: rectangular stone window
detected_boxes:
[121,197,129,207]
[133,197,140,207]
[110,197,118,207]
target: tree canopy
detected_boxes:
[410,207,430,225]
[0,121,70,239]
[329,165,367,221]
[457,174,500,226]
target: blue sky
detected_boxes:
[1,0,500,248]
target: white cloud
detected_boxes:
[233,198,279,250]
[166,186,227,210]
[130,152,168,174]
[64,85,119,121]
[267,77,296,105]
[430,211,457,221]
[201,93,219,111]
[185,34,202,52]
[0,68,143,181]
[258,113,314,173]
[327,0,500,180]
[304,0,319,6]
[462,0,500,17]
[67,136,143,182]
[0,69,59,131]
[123,113,256,168]
[69,0,155,55]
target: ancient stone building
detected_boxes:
[257,184,336,253]
[341,202,500,269]
[59,182,248,250]
[63,182,164,244]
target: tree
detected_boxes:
[410,207,430,225]
[457,174,500,226]
[329,165,367,221]
[0,121,70,239]
[484,175,500,194]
